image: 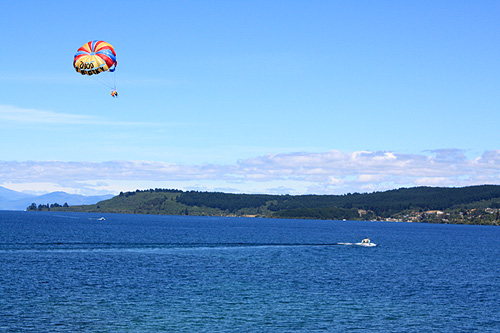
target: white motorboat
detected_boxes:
[354,242,377,247]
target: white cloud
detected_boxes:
[0,105,95,124]
[1,149,500,196]
[0,105,181,127]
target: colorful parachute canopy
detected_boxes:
[73,40,117,76]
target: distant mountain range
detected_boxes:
[0,186,114,211]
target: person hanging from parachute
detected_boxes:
[73,40,118,97]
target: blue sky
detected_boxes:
[1,0,499,196]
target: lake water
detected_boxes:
[1,211,499,332]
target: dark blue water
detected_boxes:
[1,211,499,332]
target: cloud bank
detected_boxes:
[1,149,499,196]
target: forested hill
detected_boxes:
[50,185,500,225]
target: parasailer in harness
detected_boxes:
[111,89,118,98]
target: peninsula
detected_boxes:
[38,185,500,225]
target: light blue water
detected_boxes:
[1,211,499,332]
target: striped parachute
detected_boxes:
[73,40,116,75]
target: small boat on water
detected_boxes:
[354,242,377,247]
[355,238,376,247]
[97,217,106,221]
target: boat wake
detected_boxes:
[0,241,377,253]
[338,242,378,247]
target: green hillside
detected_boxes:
[47,185,500,225]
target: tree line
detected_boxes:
[27,202,69,211]
[174,185,500,218]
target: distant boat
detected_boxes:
[97,217,106,221]
[356,238,376,247]
[354,242,377,247]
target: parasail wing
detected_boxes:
[73,40,117,76]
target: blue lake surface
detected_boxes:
[1,211,500,332]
